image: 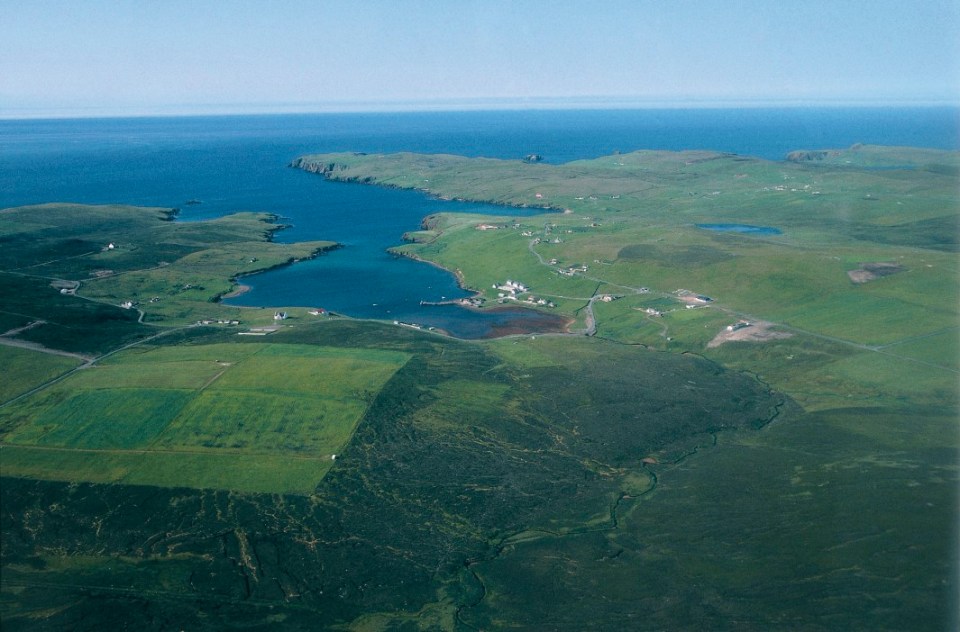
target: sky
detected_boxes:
[2,0,958,117]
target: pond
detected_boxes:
[696,223,782,235]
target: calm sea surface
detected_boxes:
[2,108,957,336]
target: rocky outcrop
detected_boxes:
[785,149,836,162]
[289,157,347,174]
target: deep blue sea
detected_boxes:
[2,108,958,336]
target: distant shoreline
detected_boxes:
[5,101,960,122]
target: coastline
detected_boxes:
[290,156,563,215]
[219,284,251,299]
[216,242,341,304]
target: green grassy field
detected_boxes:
[0,346,82,405]
[1,342,409,493]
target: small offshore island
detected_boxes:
[2,144,958,631]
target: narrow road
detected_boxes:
[0,336,93,362]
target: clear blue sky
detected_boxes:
[2,0,958,117]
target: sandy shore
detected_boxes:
[220,284,252,299]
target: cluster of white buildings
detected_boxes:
[559,264,588,277]
[489,279,557,308]
[492,279,528,297]
[522,296,556,308]
[198,319,241,325]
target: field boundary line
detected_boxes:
[0,442,334,461]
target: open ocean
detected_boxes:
[2,107,957,335]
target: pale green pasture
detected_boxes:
[880,329,960,370]
[708,335,956,413]
[0,346,81,405]
[103,342,264,364]
[658,305,731,347]
[0,445,331,494]
[155,390,365,452]
[65,361,224,390]
[0,445,134,483]
[775,291,953,346]
[590,299,672,345]
[0,342,409,492]
[818,350,958,409]
[600,236,956,347]
[5,389,193,449]
[212,350,406,395]
[120,451,332,494]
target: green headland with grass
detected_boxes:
[2,145,958,630]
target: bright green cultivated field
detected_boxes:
[0,343,408,493]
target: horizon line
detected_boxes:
[2,95,958,121]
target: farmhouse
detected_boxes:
[676,290,714,308]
